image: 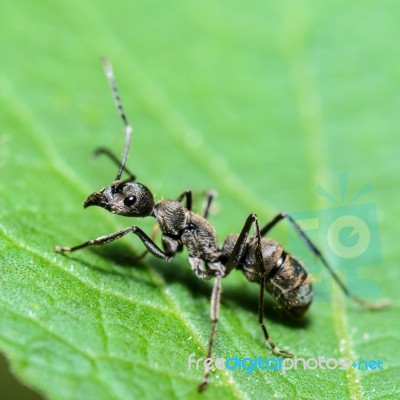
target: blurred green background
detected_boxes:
[0,0,399,399]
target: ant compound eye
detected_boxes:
[124,195,137,207]
[109,182,154,217]
[187,222,197,231]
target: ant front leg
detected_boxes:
[131,222,160,262]
[260,212,391,310]
[227,214,292,357]
[176,190,193,211]
[54,226,171,261]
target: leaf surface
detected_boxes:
[0,1,399,399]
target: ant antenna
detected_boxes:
[102,58,132,181]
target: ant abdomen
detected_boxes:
[221,235,313,318]
[265,253,313,319]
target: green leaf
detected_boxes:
[0,1,399,399]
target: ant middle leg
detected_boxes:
[198,274,222,393]
[176,189,216,218]
[227,213,292,356]
[260,212,391,310]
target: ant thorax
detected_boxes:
[181,213,224,279]
[153,200,187,235]
[153,200,224,279]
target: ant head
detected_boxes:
[84,181,154,217]
[85,60,155,217]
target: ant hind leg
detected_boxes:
[227,213,292,356]
[260,212,391,310]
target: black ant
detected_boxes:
[54,59,391,392]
